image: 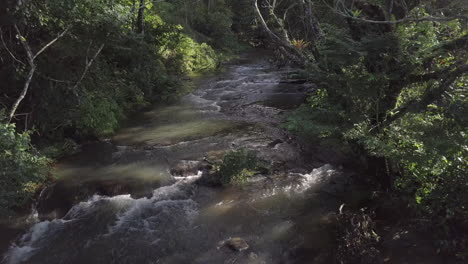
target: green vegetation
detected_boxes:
[219,149,259,186]
[0,121,50,218]
[0,0,467,260]
[0,0,244,217]
[0,0,243,140]
[264,0,467,258]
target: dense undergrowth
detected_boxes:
[281,1,467,259]
[0,121,50,218]
[0,0,248,218]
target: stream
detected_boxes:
[2,54,357,264]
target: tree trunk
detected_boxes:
[301,0,323,44]
[301,0,322,60]
[136,0,146,34]
[252,0,306,64]
[8,65,35,123]
[8,25,68,123]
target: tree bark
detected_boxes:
[72,43,105,91]
[7,25,68,123]
[8,65,35,123]
[136,0,146,34]
[252,0,306,64]
[300,0,323,43]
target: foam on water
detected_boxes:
[4,219,70,264]
[297,164,338,192]
[257,164,339,200]
[108,182,196,233]
[3,173,202,264]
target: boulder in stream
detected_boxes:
[218,237,250,252]
[196,169,222,187]
[170,160,212,176]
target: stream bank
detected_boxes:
[0,52,447,264]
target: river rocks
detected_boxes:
[97,179,158,199]
[36,182,78,220]
[196,169,222,187]
[37,178,162,220]
[218,237,250,252]
[267,139,283,148]
[170,160,198,176]
[96,180,131,196]
[170,160,212,177]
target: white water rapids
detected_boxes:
[3,165,341,264]
[2,54,349,264]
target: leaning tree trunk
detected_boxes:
[8,65,35,123]
[8,25,68,123]
[252,0,306,65]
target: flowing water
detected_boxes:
[2,54,356,264]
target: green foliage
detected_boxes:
[76,90,123,137]
[158,30,219,73]
[227,0,261,46]
[0,122,50,218]
[0,0,245,218]
[286,2,468,253]
[39,138,80,159]
[0,0,243,140]
[219,149,258,186]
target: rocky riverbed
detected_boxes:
[2,53,358,264]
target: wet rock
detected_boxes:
[37,179,161,220]
[320,172,351,196]
[97,180,157,199]
[196,169,222,187]
[97,180,132,196]
[249,252,258,259]
[170,160,203,176]
[279,79,307,84]
[267,139,283,148]
[218,237,250,252]
[36,182,91,220]
[170,159,215,177]
[256,166,270,175]
[257,141,302,169]
[289,168,309,174]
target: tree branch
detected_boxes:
[322,0,468,24]
[0,27,25,66]
[252,0,306,64]
[8,24,68,123]
[383,63,468,127]
[71,43,105,91]
[33,27,69,59]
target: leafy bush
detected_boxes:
[39,138,80,159]
[219,149,258,186]
[0,122,50,218]
[1,0,241,141]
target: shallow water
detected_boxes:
[2,54,350,264]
